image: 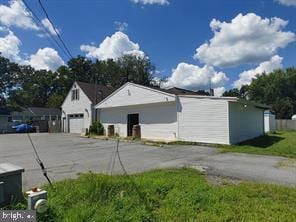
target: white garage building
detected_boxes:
[96,82,267,144]
[61,81,113,133]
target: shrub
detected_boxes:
[89,121,104,135]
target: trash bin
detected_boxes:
[107,125,115,137]
[132,125,141,139]
[0,163,24,207]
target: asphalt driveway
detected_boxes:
[0,133,295,189]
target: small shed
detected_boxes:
[264,111,276,133]
[95,82,267,145]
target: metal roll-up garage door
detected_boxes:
[69,114,84,133]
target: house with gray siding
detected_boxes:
[95,82,267,144]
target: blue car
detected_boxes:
[12,124,35,133]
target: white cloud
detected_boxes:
[151,76,161,86]
[233,55,283,89]
[114,21,128,32]
[214,87,226,97]
[0,28,22,62]
[0,0,38,30]
[26,47,65,71]
[0,27,64,71]
[194,13,295,68]
[276,0,296,6]
[80,31,145,60]
[130,0,169,5]
[162,62,228,90]
[41,18,60,36]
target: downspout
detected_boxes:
[94,79,97,122]
[62,110,66,132]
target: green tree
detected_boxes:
[8,68,58,107]
[223,85,249,99]
[2,54,157,108]
[0,56,20,94]
[247,68,296,119]
[67,56,94,82]
[116,55,155,87]
[223,68,296,119]
[223,88,241,97]
[47,94,65,108]
[0,95,6,106]
[91,55,155,88]
[92,59,121,86]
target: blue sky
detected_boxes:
[0,0,295,95]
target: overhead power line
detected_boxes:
[38,0,73,59]
[20,0,72,60]
[27,132,53,188]
[108,140,151,211]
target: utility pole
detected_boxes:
[209,77,214,96]
[94,75,98,122]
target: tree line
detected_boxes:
[0,55,156,108]
[0,54,295,119]
[223,68,296,119]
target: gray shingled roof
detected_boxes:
[147,86,209,96]
[76,81,115,104]
[27,107,61,116]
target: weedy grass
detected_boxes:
[277,158,296,168]
[5,168,296,221]
[219,131,296,158]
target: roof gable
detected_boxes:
[62,81,114,107]
[76,81,114,104]
[96,82,176,108]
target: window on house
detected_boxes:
[71,89,79,100]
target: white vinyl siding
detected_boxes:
[228,102,264,144]
[100,102,178,141]
[96,82,265,145]
[97,83,175,109]
[61,83,93,132]
[177,97,230,144]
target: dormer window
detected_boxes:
[71,89,79,100]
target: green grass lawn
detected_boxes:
[219,131,296,158]
[6,168,296,221]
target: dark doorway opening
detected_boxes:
[127,113,139,136]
